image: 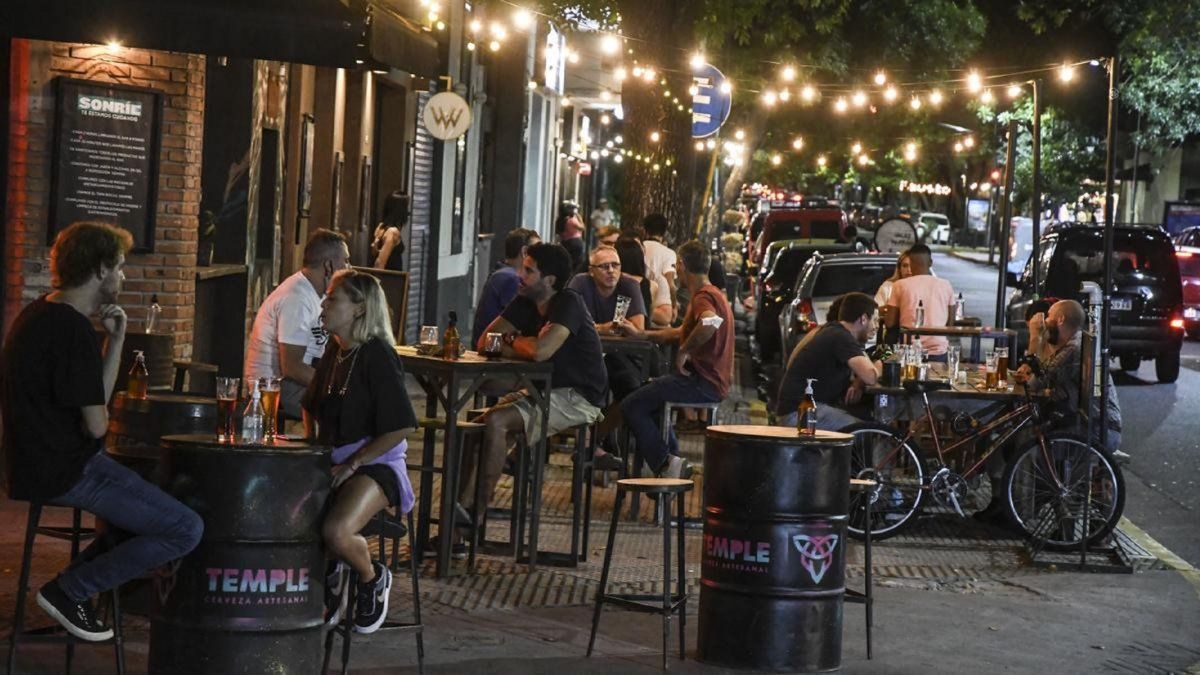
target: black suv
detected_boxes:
[1007,224,1185,383]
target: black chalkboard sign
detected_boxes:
[49,78,163,252]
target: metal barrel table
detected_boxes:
[148,434,331,675]
[698,425,854,673]
[107,392,217,479]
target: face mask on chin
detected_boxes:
[1046,322,1061,345]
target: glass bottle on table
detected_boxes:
[442,311,461,360]
[914,300,925,328]
[145,294,162,334]
[797,378,818,436]
[127,350,149,400]
[241,380,264,444]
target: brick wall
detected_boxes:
[4,39,205,358]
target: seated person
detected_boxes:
[473,228,540,346]
[595,225,621,248]
[303,270,417,634]
[775,292,880,430]
[614,241,734,478]
[615,236,672,328]
[461,244,608,553]
[1014,299,1124,459]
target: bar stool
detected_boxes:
[845,478,876,659]
[7,504,125,675]
[323,509,424,675]
[512,421,597,568]
[411,417,486,566]
[588,478,692,670]
[628,401,721,522]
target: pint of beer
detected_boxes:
[216,377,240,442]
[260,377,282,441]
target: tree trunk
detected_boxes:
[617,0,697,244]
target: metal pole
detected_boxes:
[1131,112,1142,222]
[1030,79,1042,290]
[995,120,1018,329]
[985,186,996,263]
[1099,56,1119,450]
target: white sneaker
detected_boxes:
[1110,449,1131,466]
[658,455,694,480]
[324,561,349,629]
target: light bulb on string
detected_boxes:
[614,67,627,81]
[834,97,848,113]
[762,90,778,106]
[613,154,623,164]
[642,67,656,82]
[690,52,705,70]
[779,89,791,102]
[792,137,804,150]
[600,114,611,125]
[600,35,620,55]
[600,90,612,101]
[874,71,887,86]
[567,50,580,64]
[851,141,862,154]
[883,86,898,103]
[782,65,796,82]
[631,65,643,77]
[966,70,983,93]
[688,84,699,96]
[801,85,816,102]
[561,96,571,107]
[705,138,716,150]
[904,142,918,162]
[650,131,661,142]
[963,135,975,148]
[512,8,533,29]
[1007,83,1023,98]
[928,89,943,106]
[858,154,870,166]
[1059,63,1076,82]
[980,88,994,104]
[909,96,922,110]
[817,155,827,167]
[528,80,538,90]
[469,19,483,33]
[614,134,623,144]
[719,81,733,94]
[953,141,964,153]
[695,141,705,151]
[466,41,476,51]
[489,40,500,52]
[489,22,507,40]
[770,154,782,166]
[852,90,867,107]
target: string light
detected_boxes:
[883,86,898,103]
[963,135,975,148]
[489,22,507,40]
[904,142,918,162]
[909,96,922,110]
[874,71,887,86]
[690,52,706,69]
[851,141,863,154]
[980,88,994,104]
[719,81,733,94]
[489,40,500,52]
[561,96,572,107]
[852,90,867,107]
[613,154,623,164]
[762,90,778,106]
[600,35,620,55]
[650,131,661,142]
[512,8,533,29]
[466,42,476,51]
[695,141,705,151]
[734,129,745,141]
[705,138,716,150]
[771,154,782,166]
[953,141,964,153]
[778,88,791,102]
[834,97,848,113]
[1007,83,1023,98]
[1059,63,1076,82]
[528,79,538,90]
[641,67,656,82]
[782,65,796,82]
[801,85,816,102]
[966,70,982,93]
[600,114,611,125]
[469,19,483,33]
[688,84,699,96]
[567,50,580,64]
[928,89,943,106]
[792,137,804,150]
[858,154,870,166]
[817,155,827,167]
[614,67,627,81]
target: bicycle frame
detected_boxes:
[877,390,1040,485]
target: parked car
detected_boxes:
[1007,223,1185,382]
[1173,226,1200,248]
[920,212,952,244]
[750,197,851,269]
[779,251,900,362]
[753,241,854,364]
[1177,245,1200,339]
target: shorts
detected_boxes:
[347,463,402,508]
[496,388,603,440]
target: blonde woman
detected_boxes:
[874,251,912,308]
[303,269,416,634]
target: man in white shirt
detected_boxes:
[883,244,955,357]
[590,198,616,229]
[641,213,678,319]
[244,229,350,418]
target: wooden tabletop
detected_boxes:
[395,345,553,372]
[161,433,330,455]
[706,424,853,442]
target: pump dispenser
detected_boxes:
[797,378,818,436]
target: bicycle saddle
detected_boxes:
[902,379,952,395]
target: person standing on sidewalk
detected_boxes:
[883,243,955,359]
[1,222,203,641]
[614,241,734,478]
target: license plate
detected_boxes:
[1110,297,1132,311]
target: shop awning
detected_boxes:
[0,0,441,76]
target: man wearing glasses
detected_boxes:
[569,246,647,335]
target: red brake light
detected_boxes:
[1170,318,1185,329]
[797,298,816,328]
[1177,251,1193,258]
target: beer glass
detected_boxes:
[419,325,438,346]
[995,347,1009,385]
[947,345,962,383]
[482,332,504,357]
[260,377,282,441]
[613,295,632,325]
[215,377,240,442]
[984,351,1000,390]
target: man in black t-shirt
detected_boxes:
[466,243,607,521]
[775,292,881,430]
[1,223,203,642]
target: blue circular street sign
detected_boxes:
[692,63,732,139]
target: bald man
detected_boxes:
[1014,299,1125,461]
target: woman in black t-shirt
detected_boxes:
[303,269,416,634]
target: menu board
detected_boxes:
[49,78,163,251]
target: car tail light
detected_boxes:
[1178,250,1193,258]
[797,298,816,328]
[1170,316,1185,329]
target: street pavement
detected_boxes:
[943,247,1200,568]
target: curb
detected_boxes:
[1116,516,1200,673]
[946,249,997,268]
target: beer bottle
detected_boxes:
[145,294,162,334]
[127,350,149,400]
[915,300,925,328]
[443,311,461,360]
[797,378,818,436]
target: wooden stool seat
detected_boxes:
[617,478,694,494]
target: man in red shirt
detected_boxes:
[615,240,734,478]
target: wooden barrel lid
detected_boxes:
[616,477,694,494]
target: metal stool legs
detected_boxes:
[8,504,125,675]
[845,479,875,659]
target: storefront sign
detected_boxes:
[422,91,472,140]
[692,63,732,139]
[49,78,162,251]
[899,180,952,196]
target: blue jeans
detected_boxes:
[48,453,203,602]
[777,405,862,432]
[621,373,721,473]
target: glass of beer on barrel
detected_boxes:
[215,377,240,442]
[260,377,282,441]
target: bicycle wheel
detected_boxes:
[841,422,927,541]
[1003,432,1125,551]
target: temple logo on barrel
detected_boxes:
[793,533,840,584]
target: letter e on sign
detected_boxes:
[423,92,472,140]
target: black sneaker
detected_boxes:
[422,535,467,560]
[324,561,349,628]
[352,562,392,634]
[36,580,113,642]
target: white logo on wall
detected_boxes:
[423,92,472,140]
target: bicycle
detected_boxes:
[842,378,1125,551]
